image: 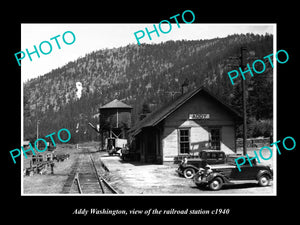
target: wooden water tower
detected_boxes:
[99,99,132,149]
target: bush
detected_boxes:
[235,118,273,138]
[248,118,273,138]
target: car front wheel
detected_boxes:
[183,168,195,179]
[258,175,270,187]
[209,177,223,191]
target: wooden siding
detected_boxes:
[190,126,209,153]
[220,126,235,154]
[161,91,236,160]
[164,91,235,127]
[162,127,178,161]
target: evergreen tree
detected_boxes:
[139,102,151,121]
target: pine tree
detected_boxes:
[139,102,151,121]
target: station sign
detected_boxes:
[189,114,210,120]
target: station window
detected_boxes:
[179,129,190,154]
[210,128,221,150]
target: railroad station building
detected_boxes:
[130,87,241,164]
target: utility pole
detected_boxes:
[240,46,247,156]
[36,119,40,150]
[227,47,248,155]
[36,101,40,150]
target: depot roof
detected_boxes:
[130,86,241,136]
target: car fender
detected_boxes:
[256,170,273,180]
[182,165,199,171]
[207,172,227,183]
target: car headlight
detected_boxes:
[206,169,213,174]
[204,165,212,174]
[198,168,205,174]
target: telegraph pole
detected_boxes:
[240,46,247,155]
[36,119,40,149]
[36,101,40,150]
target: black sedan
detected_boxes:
[193,159,273,191]
[177,150,226,179]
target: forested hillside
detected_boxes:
[23,33,274,143]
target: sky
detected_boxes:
[21,23,275,82]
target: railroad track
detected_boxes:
[64,147,118,194]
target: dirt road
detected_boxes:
[101,154,275,195]
[22,143,275,195]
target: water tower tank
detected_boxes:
[99,99,132,131]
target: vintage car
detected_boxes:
[106,138,127,156]
[177,150,226,179]
[193,159,273,190]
